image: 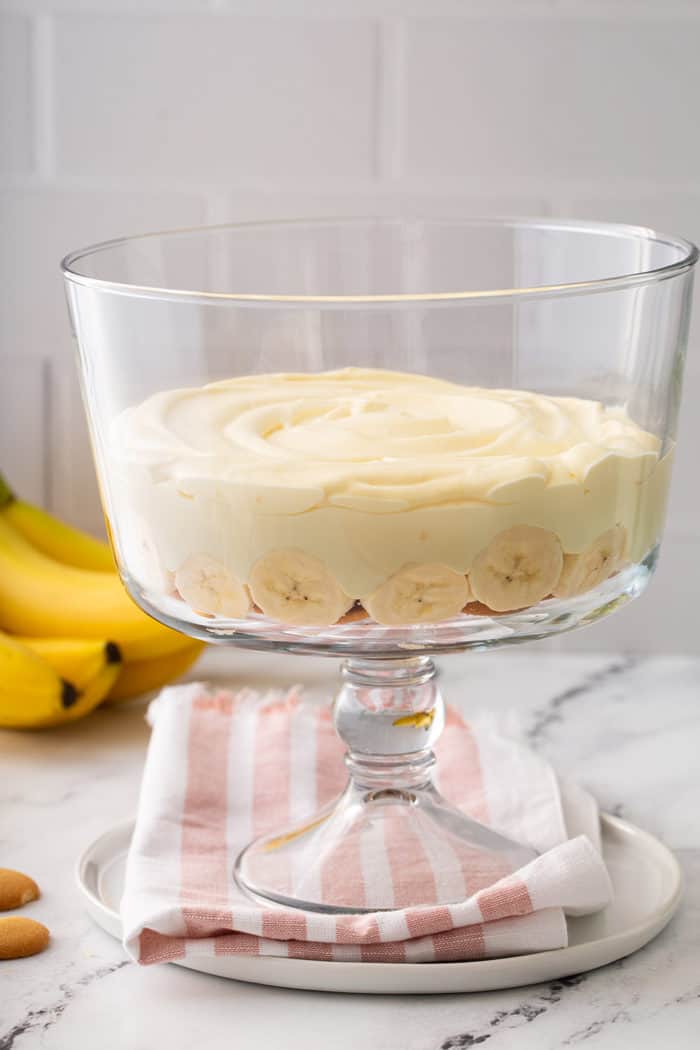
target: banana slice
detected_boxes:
[470,525,563,612]
[175,554,250,618]
[248,549,353,626]
[553,525,627,598]
[364,563,471,626]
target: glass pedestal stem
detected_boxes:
[235,656,537,913]
[336,656,444,792]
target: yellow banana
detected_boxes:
[0,516,192,662]
[36,658,123,728]
[0,473,114,572]
[105,642,205,702]
[16,637,122,688]
[0,632,78,729]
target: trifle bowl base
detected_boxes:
[234,656,537,913]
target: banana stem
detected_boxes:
[0,473,15,509]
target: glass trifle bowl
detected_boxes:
[62,218,696,914]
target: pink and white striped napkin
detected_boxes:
[121,684,612,965]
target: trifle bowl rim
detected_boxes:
[61,214,698,306]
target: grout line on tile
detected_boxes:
[3,0,700,18]
[3,173,700,199]
[32,13,54,181]
[375,16,405,183]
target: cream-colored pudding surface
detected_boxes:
[109,368,670,607]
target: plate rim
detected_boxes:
[75,812,683,979]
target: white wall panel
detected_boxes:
[0,356,48,505]
[0,15,33,174]
[54,16,378,179]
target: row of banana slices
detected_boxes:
[170,523,628,628]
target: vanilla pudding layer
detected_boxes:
[109,368,671,614]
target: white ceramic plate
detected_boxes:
[76,814,681,995]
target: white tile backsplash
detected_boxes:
[1,0,700,651]
[554,192,700,371]
[0,188,206,362]
[0,15,34,173]
[0,356,48,504]
[48,359,103,535]
[53,15,378,179]
[402,17,700,180]
[211,188,552,224]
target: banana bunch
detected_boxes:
[0,473,204,729]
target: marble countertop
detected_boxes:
[1,648,699,1049]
